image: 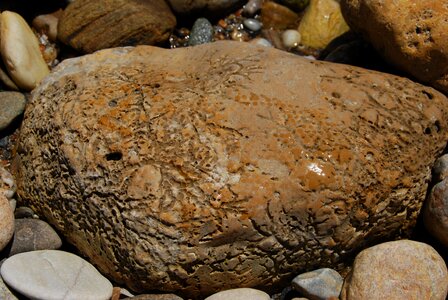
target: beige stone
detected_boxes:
[0,11,49,91]
[298,0,349,49]
[0,191,14,252]
[13,41,448,298]
[340,0,448,94]
[58,0,176,54]
[341,240,448,300]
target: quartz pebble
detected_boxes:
[0,11,50,91]
[341,240,448,300]
[244,0,262,16]
[189,18,214,46]
[0,250,113,300]
[0,92,26,131]
[8,218,62,256]
[282,29,301,48]
[423,179,448,247]
[205,288,270,300]
[0,192,14,252]
[243,18,262,31]
[292,268,343,300]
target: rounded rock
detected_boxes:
[8,218,62,256]
[432,154,448,183]
[292,268,343,300]
[243,18,262,32]
[0,192,14,252]
[282,29,301,48]
[0,250,113,300]
[13,206,35,219]
[341,240,448,300]
[0,92,26,131]
[123,294,183,300]
[250,37,273,47]
[423,179,448,247]
[0,164,17,200]
[244,0,263,16]
[0,11,50,91]
[205,288,270,300]
[188,18,214,46]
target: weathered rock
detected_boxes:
[13,41,448,297]
[292,268,343,300]
[261,1,299,31]
[298,0,349,49]
[205,288,270,300]
[0,164,16,200]
[58,0,176,54]
[8,218,62,256]
[341,240,448,300]
[0,92,26,131]
[340,0,448,94]
[423,179,448,248]
[1,250,113,300]
[0,11,50,91]
[0,192,14,252]
[166,0,245,16]
[432,154,448,183]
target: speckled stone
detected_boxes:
[423,179,448,248]
[0,192,14,252]
[13,41,448,298]
[1,250,113,300]
[0,92,26,131]
[341,240,448,300]
[292,268,343,300]
[188,18,214,46]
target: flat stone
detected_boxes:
[0,250,113,300]
[8,218,62,256]
[13,41,448,298]
[292,268,343,300]
[124,294,183,300]
[340,0,448,94]
[0,92,26,131]
[423,179,448,247]
[0,192,14,252]
[341,240,448,300]
[205,288,270,300]
[58,0,176,54]
[0,11,50,91]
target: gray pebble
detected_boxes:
[244,0,263,15]
[250,37,273,47]
[8,218,62,256]
[189,18,214,46]
[292,268,343,300]
[432,154,448,183]
[0,92,26,131]
[243,18,262,31]
[14,206,35,219]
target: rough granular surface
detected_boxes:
[13,41,448,297]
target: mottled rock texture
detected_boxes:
[58,0,176,54]
[13,41,448,297]
[340,0,448,94]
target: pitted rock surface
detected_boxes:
[13,41,448,297]
[340,0,448,94]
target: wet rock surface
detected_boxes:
[58,0,176,54]
[340,0,448,94]
[12,41,448,297]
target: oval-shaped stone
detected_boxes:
[205,288,270,300]
[0,11,49,91]
[0,250,113,300]
[13,41,448,298]
[0,193,14,252]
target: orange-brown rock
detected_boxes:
[58,0,176,54]
[340,0,448,94]
[13,41,448,298]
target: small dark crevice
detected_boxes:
[105,152,123,161]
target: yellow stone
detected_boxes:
[298,0,349,49]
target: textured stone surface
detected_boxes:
[166,0,245,16]
[298,0,349,49]
[124,294,183,300]
[0,250,113,300]
[0,192,14,252]
[205,288,270,300]
[0,92,26,131]
[432,154,448,183]
[341,240,448,300]
[340,0,448,94]
[13,41,448,297]
[58,0,176,54]
[0,164,16,200]
[0,11,49,91]
[0,276,18,300]
[8,218,62,256]
[423,179,448,248]
[292,268,343,300]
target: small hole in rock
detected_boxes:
[424,127,431,135]
[154,83,161,88]
[422,90,434,99]
[435,120,441,132]
[106,152,123,161]
[108,100,117,107]
[331,92,341,98]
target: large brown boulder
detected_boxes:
[58,0,176,54]
[13,41,448,297]
[340,0,448,94]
